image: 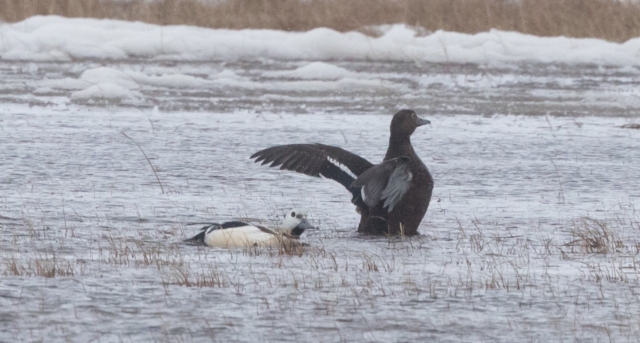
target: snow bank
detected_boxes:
[2,16,640,65]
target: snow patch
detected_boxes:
[80,67,140,90]
[1,16,640,65]
[43,65,393,100]
[71,82,140,100]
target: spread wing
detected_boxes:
[250,144,374,200]
[352,156,412,212]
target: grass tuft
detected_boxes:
[4,250,77,277]
[162,264,228,288]
[566,217,624,254]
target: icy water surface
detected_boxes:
[2,59,640,116]
[1,60,640,342]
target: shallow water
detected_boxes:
[1,59,640,342]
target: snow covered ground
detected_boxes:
[1,16,640,342]
[3,16,640,65]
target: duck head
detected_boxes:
[390,109,430,137]
[281,209,317,237]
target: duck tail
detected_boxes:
[184,230,206,244]
[184,223,219,245]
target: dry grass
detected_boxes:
[162,264,229,288]
[621,124,640,129]
[244,237,309,257]
[4,249,78,277]
[566,217,624,254]
[1,0,640,42]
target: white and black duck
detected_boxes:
[186,209,316,248]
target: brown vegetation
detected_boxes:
[1,0,640,42]
[565,217,624,254]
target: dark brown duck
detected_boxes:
[251,109,433,235]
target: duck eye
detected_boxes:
[291,211,296,217]
[411,113,416,119]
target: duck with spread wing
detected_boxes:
[251,110,434,236]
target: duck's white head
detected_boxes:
[280,209,317,237]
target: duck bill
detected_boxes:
[417,117,431,126]
[296,218,317,231]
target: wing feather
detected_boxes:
[251,144,374,204]
[251,144,373,177]
[352,156,412,212]
[381,166,412,212]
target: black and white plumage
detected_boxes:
[186,209,316,247]
[251,110,434,236]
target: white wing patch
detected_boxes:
[327,157,357,179]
